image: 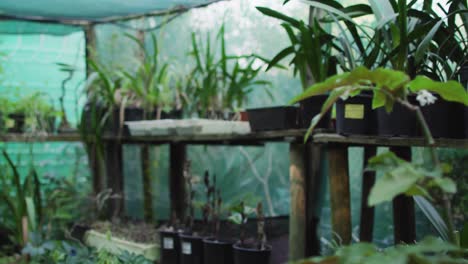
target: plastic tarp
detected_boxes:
[0,0,215,21]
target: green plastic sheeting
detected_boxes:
[0,0,217,20]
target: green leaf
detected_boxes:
[414,196,449,241]
[256,7,301,27]
[414,19,443,64]
[430,178,457,194]
[228,213,243,225]
[408,76,468,105]
[25,197,37,231]
[367,152,425,206]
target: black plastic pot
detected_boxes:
[203,238,234,264]
[233,243,272,264]
[8,113,25,133]
[106,107,144,135]
[376,100,419,137]
[179,233,205,264]
[160,230,181,264]
[246,106,299,131]
[299,95,330,129]
[423,98,466,139]
[336,94,376,135]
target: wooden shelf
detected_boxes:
[1,130,467,149]
[0,133,81,142]
[312,133,468,149]
[104,129,308,145]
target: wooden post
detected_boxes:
[328,144,351,244]
[289,143,307,261]
[141,146,154,221]
[390,146,416,244]
[83,25,105,196]
[359,146,377,242]
[305,143,324,256]
[105,141,124,218]
[169,143,187,222]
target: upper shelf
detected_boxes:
[0,131,467,149]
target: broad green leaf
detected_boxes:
[408,76,468,105]
[430,178,457,194]
[25,197,37,231]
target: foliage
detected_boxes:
[0,150,83,253]
[301,0,468,80]
[228,202,255,245]
[22,238,152,264]
[121,33,174,118]
[295,237,468,264]
[290,67,468,136]
[257,6,338,89]
[185,24,271,117]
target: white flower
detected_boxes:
[416,90,437,106]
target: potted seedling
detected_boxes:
[201,171,234,264]
[186,24,270,122]
[179,165,211,264]
[230,202,271,264]
[159,211,183,264]
[251,7,337,132]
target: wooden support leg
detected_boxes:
[141,145,153,222]
[328,145,351,244]
[390,146,416,244]
[105,141,124,218]
[359,146,377,242]
[169,143,187,223]
[289,143,306,261]
[305,143,324,256]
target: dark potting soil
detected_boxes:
[91,220,158,243]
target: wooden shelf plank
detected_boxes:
[0,133,81,142]
[312,133,468,149]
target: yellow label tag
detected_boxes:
[344,104,364,119]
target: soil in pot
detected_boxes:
[299,95,331,130]
[7,113,25,133]
[233,243,272,264]
[336,94,376,135]
[179,233,205,264]
[247,106,299,131]
[203,238,234,264]
[160,230,182,264]
[376,98,419,137]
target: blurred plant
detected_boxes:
[121,33,174,119]
[301,0,468,80]
[257,7,338,89]
[295,237,468,264]
[183,160,196,232]
[185,24,271,118]
[228,202,255,246]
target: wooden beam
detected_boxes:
[305,143,324,256]
[169,143,187,222]
[328,145,352,244]
[390,146,416,244]
[105,141,124,218]
[289,143,307,261]
[141,146,154,221]
[359,146,377,242]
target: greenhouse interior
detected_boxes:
[0,0,467,263]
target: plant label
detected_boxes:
[163,237,174,249]
[345,104,364,119]
[182,242,192,255]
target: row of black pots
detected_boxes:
[336,94,467,138]
[246,95,331,131]
[160,231,271,264]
